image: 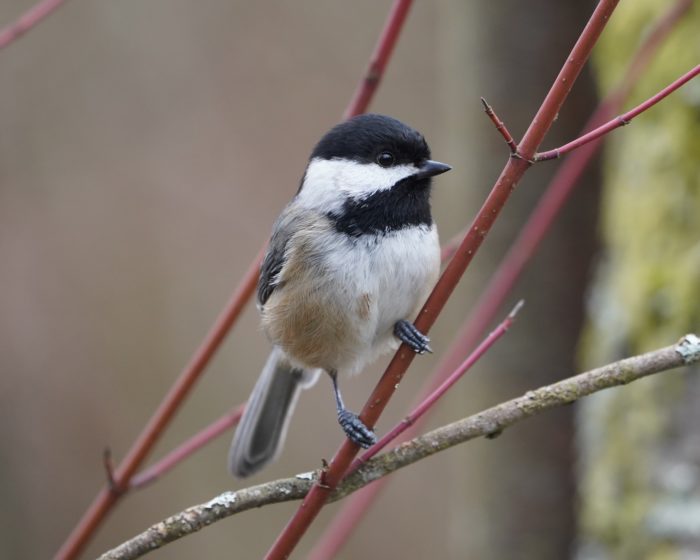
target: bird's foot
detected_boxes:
[394,319,432,354]
[337,409,377,449]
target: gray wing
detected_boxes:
[257,205,314,306]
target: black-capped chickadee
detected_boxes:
[228,114,450,477]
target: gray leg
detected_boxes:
[328,370,377,448]
[394,319,432,354]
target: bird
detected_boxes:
[228,113,451,477]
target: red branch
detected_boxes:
[129,405,245,489]
[353,301,521,468]
[264,2,620,558]
[102,449,117,491]
[536,63,700,161]
[54,1,413,557]
[343,0,414,119]
[307,303,521,560]
[55,250,262,560]
[0,0,68,50]
[481,97,517,153]
[310,2,692,557]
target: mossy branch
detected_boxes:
[97,335,700,560]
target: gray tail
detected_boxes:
[228,347,320,477]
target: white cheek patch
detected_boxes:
[297,157,419,214]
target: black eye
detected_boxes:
[376,151,395,167]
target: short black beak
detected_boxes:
[415,160,452,180]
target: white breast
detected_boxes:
[317,224,440,374]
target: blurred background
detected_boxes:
[1,1,698,559]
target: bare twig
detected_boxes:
[129,404,245,489]
[351,300,522,468]
[441,0,694,261]
[102,449,117,492]
[343,0,414,120]
[535,63,700,161]
[480,97,518,154]
[0,0,68,50]
[265,3,621,558]
[55,249,262,560]
[441,0,691,276]
[97,335,700,560]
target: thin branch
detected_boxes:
[441,0,691,263]
[0,0,68,50]
[54,249,262,560]
[308,306,522,559]
[97,335,700,560]
[102,449,117,492]
[535,63,700,161]
[129,405,245,489]
[265,2,620,558]
[480,97,517,154]
[351,300,522,468]
[343,0,414,120]
[605,0,693,106]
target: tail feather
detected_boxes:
[228,348,319,477]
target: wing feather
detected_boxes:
[257,206,317,306]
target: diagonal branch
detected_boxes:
[0,0,69,50]
[128,405,245,489]
[480,97,517,154]
[343,0,414,119]
[350,300,522,469]
[96,334,700,560]
[54,248,263,560]
[535,63,700,161]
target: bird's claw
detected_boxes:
[394,319,432,354]
[338,409,377,449]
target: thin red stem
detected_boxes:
[54,250,262,560]
[0,0,68,50]
[608,0,693,105]
[536,63,700,161]
[481,97,517,153]
[311,2,691,556]
[343,0,413,119]
[265,2,619,558]
[352,301,521,468]
[102,449,117,491]
[129,404,245,489]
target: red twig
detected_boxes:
[353,301,522,468]
[102,448,117,492]
[343,0,413,120]
[311,2,691,556]
[606,0,693,106]
[265,2,620,558]
[129,404,245,489]
[54,250,262,560]
[0,0,68,50]
[55,0,413,556]
[536,63,700,161]
[481,97,517,153]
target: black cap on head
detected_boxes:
[310,114,431,166]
